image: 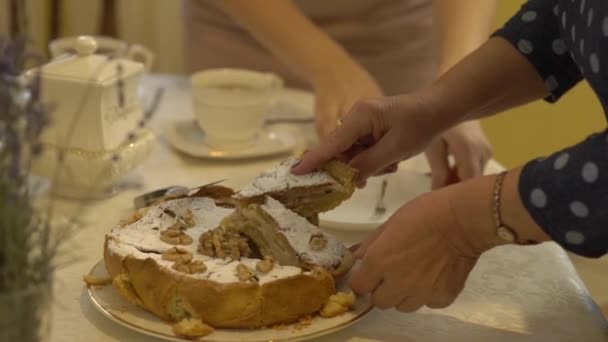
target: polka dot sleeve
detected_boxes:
[493,0,583,102]
[519,131,608,257]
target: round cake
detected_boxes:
[103,159,358,337]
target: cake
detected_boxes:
[101,159,358,337]
[235,158,357,218]
[222,196,354,278]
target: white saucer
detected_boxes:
[319,168,431,231]
[165,119,297,160]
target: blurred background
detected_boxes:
[0,0,605,314]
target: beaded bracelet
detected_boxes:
[492,172,519,243]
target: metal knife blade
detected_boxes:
[133,179,226,209]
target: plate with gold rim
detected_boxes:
[86,260,373,342]
[165,119,298,160]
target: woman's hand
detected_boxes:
[313,64,384,139]
[425,120,492,189]
[349,171,552,312]
[292,91,452,184]
[349,186,482,311]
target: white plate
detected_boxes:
[165,119,297,160]
[87,260,373,342]
[320,168,431,231]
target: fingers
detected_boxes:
[348,251,383,295]
[425,139,450,190]
[371,280,407,309]
[396,296,426,313]
[375,163,398,176]
[349,240,383,294]
[348,243,361,253]
[292,102,377,175]
[349,132,401,182]
[352,224,387,258]
[444,122,493,181]
[451,147,481,181]
[427,258,475,309]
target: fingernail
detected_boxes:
[290,159,302,169]
[348,243,361,252]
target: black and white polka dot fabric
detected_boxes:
[494,0,608,257]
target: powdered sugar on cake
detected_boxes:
[237,158,337,198]
[106,238,303,285]
[261,197,345,268]
[109,197,234,255]
[107,196,309,285]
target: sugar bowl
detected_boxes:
[29,36,155,198]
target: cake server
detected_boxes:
[133,179,226,209]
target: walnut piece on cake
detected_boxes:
[172,318,214,338]
[172,260,207,274]
[198,227,251,260]
[162,247,193,263]
[256,256,275,273]
[236,263,257,282]
[309,233,327,251]
[181,209,196,228]
[160,227,193,245]
[320,291,356,318]
[118,208,146,227]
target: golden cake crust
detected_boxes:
[104,245,335,328]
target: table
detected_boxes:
[48,75,608,342]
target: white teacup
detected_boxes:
[49,35,155,71]
[191,69,283,150]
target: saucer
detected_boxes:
[319,167,431,231]
[165,119,297,160]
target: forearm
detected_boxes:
[219,0,359,87]
[423,37,548,129]
[433,0,497,74]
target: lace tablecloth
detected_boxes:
[48,75,608,342]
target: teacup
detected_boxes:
[49,35,155,71]
[191,68,283,150]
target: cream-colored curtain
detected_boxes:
[115,0,185,74]
[0,0,53,54]
[0,0,185,74]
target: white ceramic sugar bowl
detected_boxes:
[29,36,155,199]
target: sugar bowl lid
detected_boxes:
[36,36,143,85]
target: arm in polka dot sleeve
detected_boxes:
[493,0,583,102]
[519,131,608,257]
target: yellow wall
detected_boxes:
[481,1,606,168]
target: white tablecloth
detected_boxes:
[48,75,608,342]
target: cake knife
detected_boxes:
[133,179,226,209]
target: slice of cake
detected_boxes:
[222,196,354,278]
[234,158,358,218]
